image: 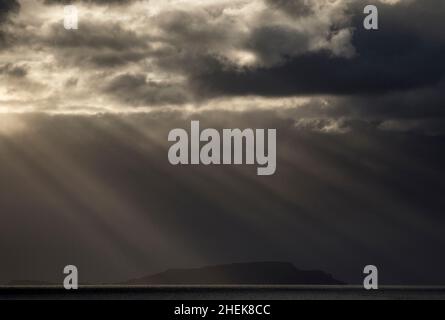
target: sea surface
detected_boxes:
[1,285,445,300]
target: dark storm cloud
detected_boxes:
[103,73,191,106]
[265,0,314,17]
[150,8,244,57]
[41,20,149,68]
[245,25,311,65]
[2,0,444,124]
[88,51,147,67]
[46,21,147,50]
[2,0,354,106]
[0,0,20,23]
[190,0,445,97]
[147,1,353,71]
[0,63,27,78]
[43,0,139,5]
[0,0,20,48]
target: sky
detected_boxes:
[0,0,444,285]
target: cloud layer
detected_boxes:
[0,0,443,135]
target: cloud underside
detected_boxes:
[0,0,444,134]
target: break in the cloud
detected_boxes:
[0,0,444,135]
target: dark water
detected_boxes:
[1,286,445,300]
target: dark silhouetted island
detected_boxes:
[125,262,344,285]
